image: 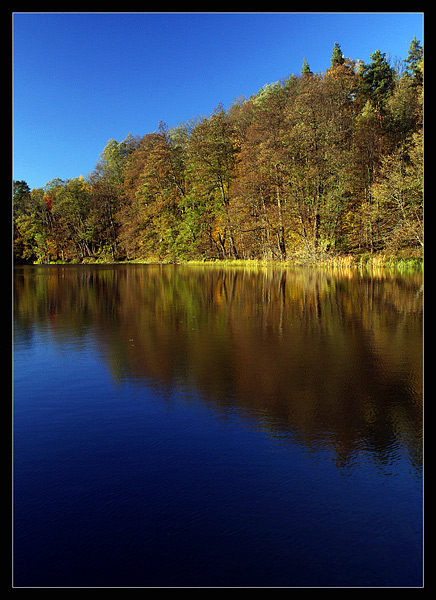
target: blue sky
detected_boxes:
[13,12,424,190]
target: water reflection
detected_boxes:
[14,264,423,474]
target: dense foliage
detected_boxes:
[13,40,423,264]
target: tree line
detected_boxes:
[13,39,423,264]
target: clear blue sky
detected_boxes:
[13,12,423,190]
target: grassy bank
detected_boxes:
[172,251,423,271]
[26,250,423,271]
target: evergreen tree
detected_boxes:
[360,50,395,123]
[301,58,312,76]
[330,42,345,67]
[404,36,423,85]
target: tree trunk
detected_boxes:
[276,186,286,259]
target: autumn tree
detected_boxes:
[285,73,333,256]
[89,135,139,260]
[14,38,423,264]
[187,105,240,259]
[372,129,423,250]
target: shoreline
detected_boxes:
[16,251,423,271]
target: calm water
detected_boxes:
[13,264,423,587]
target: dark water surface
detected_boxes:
[13,264,423,587]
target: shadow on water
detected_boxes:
[14,263,423,475]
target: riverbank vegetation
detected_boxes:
[13,39,423,266]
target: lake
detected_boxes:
[13,264,423,587]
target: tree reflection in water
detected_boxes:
[14,263,423,474]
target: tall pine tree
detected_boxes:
[330,42,345,67]
[360,50,395,124]
[404,36,423,85]
[301,58,312,76]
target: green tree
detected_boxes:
[404,36,423,85]
[13,181,32,261]
[360,50,395,124]
[301,58,312,76]
[330,42,345,67]
[13,180,31,214]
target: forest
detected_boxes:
[13,40,423,265]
